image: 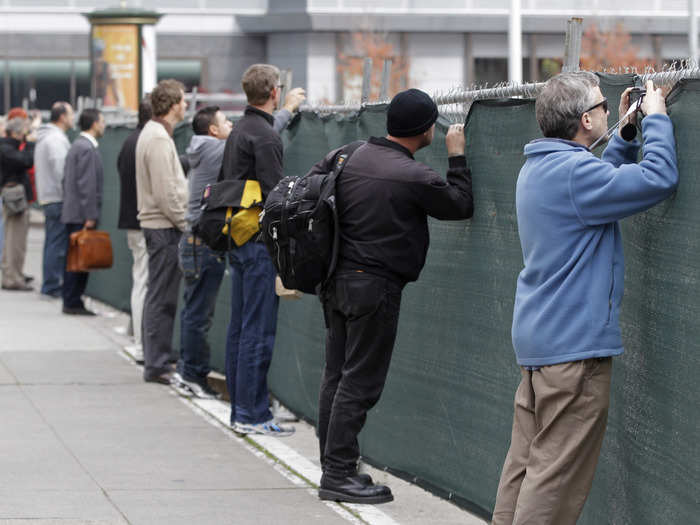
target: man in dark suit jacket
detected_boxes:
[60,108,105,315]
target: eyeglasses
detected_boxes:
[583,98,608,115]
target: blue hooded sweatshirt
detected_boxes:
[512,114,678,366]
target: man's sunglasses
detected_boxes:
[583,98,608,115]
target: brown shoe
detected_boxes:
[2,283,34,292]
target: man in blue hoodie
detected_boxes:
[491,74,678,525]
[171,106,231,399]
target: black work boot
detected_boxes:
[318,472,393,504]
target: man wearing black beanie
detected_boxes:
[309,88,474,504]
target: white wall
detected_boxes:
[307,33,337,103]
[406,33,464,93]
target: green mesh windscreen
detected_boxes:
[88,76,700,523]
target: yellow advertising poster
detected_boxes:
[92,24,139,110]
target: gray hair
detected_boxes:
[5,117,27,137]
[535,71,600,140]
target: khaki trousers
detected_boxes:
[1,206,29,288]
[492,357,612,525]
[127,229,149,347]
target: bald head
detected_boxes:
[50,102,74,131]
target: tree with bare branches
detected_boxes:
[336,32,410,102]
[580,24,656,72]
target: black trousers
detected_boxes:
[318,271,402,477]
[62,223,88,308]
[142,227,182,379]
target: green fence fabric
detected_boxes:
[89,75,699,523]
[85,126,132,312]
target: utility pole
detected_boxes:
[508,0,522,83]
[690,0,698,64]
[562,17,583,73]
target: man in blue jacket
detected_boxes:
[492,74,678,525]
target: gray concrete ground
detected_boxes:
[0,221,486,525]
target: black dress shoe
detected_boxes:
[319,473,393,504]
[356,473,373,485]
[62,306,96,316]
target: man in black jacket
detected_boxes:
[219,63,293,437]
[312,89,474,504]
[117,98,152,360]
[0,116,34,291]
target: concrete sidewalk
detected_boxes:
[0,224,486,525]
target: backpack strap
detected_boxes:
[321,140,366,291]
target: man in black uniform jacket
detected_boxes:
[312,88,474,504]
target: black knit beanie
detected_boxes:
[386,88,439,137]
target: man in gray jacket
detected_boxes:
[60,108,105,315]
[35,101,74,298]
[171,106,231,398]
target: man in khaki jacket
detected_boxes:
[135,79,188,384]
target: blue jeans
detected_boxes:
[177,236,225,383]
[225,241,279,425]
[41,202,67,296]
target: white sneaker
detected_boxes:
[233,419,295,437]
[172,372,221,399]
[124,344,144,364]
[271,399,299,423]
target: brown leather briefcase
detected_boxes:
[66,229,113,272]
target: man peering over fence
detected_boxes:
[311,88,474,504]
[492,73,679,525]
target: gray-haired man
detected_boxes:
[492,73,678,524]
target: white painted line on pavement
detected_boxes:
[188,396,400,525]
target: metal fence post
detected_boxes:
[361,58,372,104]
[379,59,392,101]
[188,85,198,119]
[279,69,292,106]
[562,17,583,73]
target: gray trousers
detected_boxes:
[142,227,182,379]
[492,357,612,525]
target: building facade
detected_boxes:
[0,0,696,111]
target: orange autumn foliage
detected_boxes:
[337,32,410,101]
[580,24,656,72]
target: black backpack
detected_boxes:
[259,141,364,295]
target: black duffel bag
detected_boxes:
[193,179,262,252]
